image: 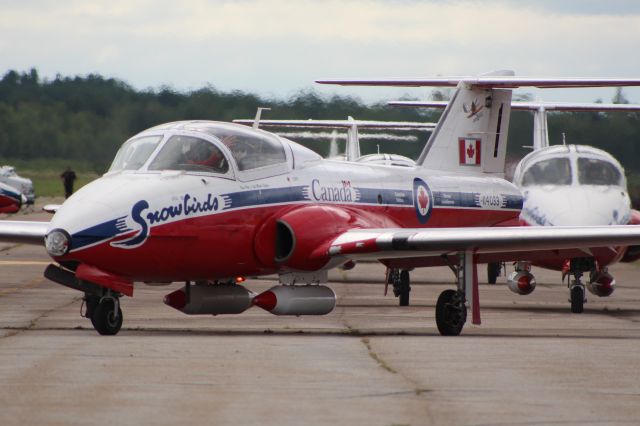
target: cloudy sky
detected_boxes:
[2,0,640,103]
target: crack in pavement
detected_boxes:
[0,294,82,340]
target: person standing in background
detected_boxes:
[60,166,77,198]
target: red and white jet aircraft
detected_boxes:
[389,99,640,312]
[0,182,25,213]
[3,72,640,336]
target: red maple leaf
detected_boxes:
[418,188,429,210]
[466,143,475,159]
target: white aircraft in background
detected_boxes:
[0,165,35,213]
[388,99,640,312]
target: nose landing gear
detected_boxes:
[84,293,123,335]
[569,284,585,314]
[565,258,592,314]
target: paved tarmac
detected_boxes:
[1,204,640,425]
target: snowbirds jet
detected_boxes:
[0,181,26,213]
[389,99,640,312]
[3,73,640,336]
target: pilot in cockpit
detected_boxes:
[184,139,226,172]
[222,135,252,171]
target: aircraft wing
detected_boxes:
[317,77,640,89]
[327,225,640,263]
[233,119,436,130]
[0,221,49,245]
[388,100,640,112]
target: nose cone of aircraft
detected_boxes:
[521,186,631,227]
[45,172,183,260]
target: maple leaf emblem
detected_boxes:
[463,99,483,118]
[466,143,475,159]
[418,187,429,210]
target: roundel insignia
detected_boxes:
[413,178,433,224]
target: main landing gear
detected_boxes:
[388,268,411,306]
[83,292,123,335]
[435,251,481,336]
[436,289,467,336]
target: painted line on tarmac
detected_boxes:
[0,276,46,296]
[0,260,50,265]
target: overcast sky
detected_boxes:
[2,0,640,104]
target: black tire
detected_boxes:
[398,270,410,306]
[435,289,467,336]
[91,299,123,335]
[487,262,501,284]
[570,286,584,314]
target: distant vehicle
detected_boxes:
[0,165,34,205]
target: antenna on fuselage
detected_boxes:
[252,107,271,129]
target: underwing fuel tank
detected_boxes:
[164,284,255,315]
[253,285,336,315]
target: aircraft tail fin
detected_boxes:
[417,77,512,175]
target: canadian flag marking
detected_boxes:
[458,138,481,165]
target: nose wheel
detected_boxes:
[570,284,585,314]
[85,295,123,335]
[566,258,592,314]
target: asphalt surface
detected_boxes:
[1,204,640,425]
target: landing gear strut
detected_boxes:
[84,292,123,335]
[389,268,411,306]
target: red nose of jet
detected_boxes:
[164,289,186,310]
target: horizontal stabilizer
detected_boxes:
[317,77,640,89]
[389,100,640,112]
[234,119,435,130]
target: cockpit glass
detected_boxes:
[147,135,229,174]
[521,158,572,186]
[578,158,621,186]
[109,135,162,171]
[185,124,286,171]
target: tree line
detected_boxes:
[1,68,639,175]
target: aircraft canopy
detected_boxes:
[521,154,623,187]
[109,121,288,174]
